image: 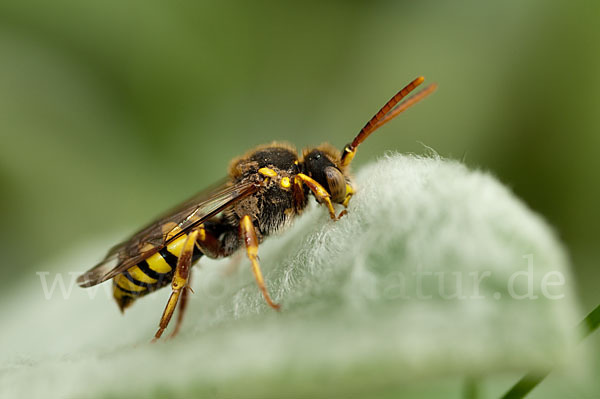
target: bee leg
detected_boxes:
[168,271,193,339]
[295,173,345,220]
[239,215,280,310]
[168,224,233,339]
[152,228,200,342]
[342,183,354,208]
[194,223,229,259]
[195,223,241,275]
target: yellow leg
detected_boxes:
[342,183,354,208]
[152,228,199,342]
[168,271,193,339]
[295,173,346,220]
[239,215,280,310]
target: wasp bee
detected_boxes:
[78,77,436,340]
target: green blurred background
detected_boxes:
[0,0,598,313]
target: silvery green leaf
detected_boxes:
[0,154,582,399]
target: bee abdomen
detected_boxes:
[113,232,202,312]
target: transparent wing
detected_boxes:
[77,179,259,287]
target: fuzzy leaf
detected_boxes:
[0,154,581,399]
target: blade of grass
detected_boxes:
[500,303,600,399]
[464,378,479,399]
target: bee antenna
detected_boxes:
[340,76,437,167]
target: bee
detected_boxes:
[77,77,437,341]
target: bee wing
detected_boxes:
[77,179,259,287]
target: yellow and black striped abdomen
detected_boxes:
[113,224,202,312]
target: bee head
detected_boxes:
[301,77,436,207]
[302,145,353,205]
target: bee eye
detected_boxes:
[324,166,346,203]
